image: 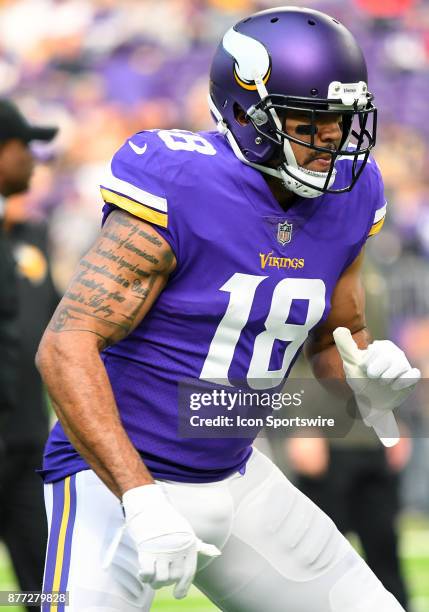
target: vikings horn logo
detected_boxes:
[222,27,271,91]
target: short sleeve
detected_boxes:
[100,131,168,229]
[367,159,387,238]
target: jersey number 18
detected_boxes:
[200,273,326,389]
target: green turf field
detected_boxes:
[1,514,428,611]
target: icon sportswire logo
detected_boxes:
[128,140,148,155]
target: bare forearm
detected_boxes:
[37,331,154,497]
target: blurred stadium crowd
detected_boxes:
[1,0,429,511]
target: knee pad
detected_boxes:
[274,484,350,581]
[234,474,351,582]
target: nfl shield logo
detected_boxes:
[277,221,293,245]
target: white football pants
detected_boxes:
[42,448,404,611]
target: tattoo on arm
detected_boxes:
[49,210,175,348]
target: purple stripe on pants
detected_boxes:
[58,474,77,612]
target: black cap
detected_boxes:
[0,99,58,144]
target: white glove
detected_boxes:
[333,327,420,447]
[122,484,220,599]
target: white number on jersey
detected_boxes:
[200,273,326,389]
[157,130,217,156]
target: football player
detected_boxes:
[37,7,419,611]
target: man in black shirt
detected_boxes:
[0,99,57,610]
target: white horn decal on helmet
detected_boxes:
[222,27,271,91]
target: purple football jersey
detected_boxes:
[42,129,386,483]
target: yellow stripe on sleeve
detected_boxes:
[101,188,168,228]
[51,476,71,612]
[368,215,385,237]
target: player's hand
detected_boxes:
[122,484,221,599]
[333,327,420,447]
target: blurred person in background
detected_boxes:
[0,121,19,507]
[0,99,58,611]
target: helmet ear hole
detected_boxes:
[233,103,249,126]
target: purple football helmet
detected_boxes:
[209,6,377,198]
